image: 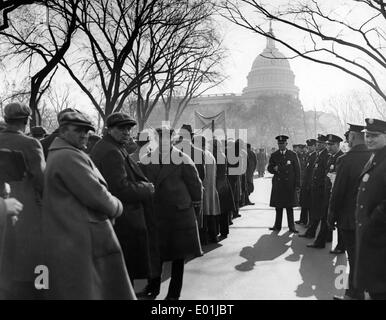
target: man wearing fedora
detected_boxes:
[354,118,386,299]
[41,111,135,299]
[0,102,46,299]
[328,123,371,300]
[267,135,301,233]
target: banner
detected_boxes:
[194,110,226,133]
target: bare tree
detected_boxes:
[221,0,386,103]
[0,0,80,126]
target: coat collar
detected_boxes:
[348,144,368,153]
[49,136,83,152]
[149,146,182,187]
[1,127,24,135]
[359,146,386,177]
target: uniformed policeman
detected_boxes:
[307,134,344,249]
[354,118,386,299]
[296,139,317,226]
[299,134,329,239]
[267,135,300,233]
[328,123,370,300]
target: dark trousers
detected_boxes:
[203,215,218,241]
[314,215,333,246]
[148,259,185,299]
[218,212,229,236]
[299,207,309,224]
[341,230,364,299]
[273,207,295,230]
[304,218,319,237]
[336,228,345,250]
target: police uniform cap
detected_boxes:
[326,134,343,143]
[362,118,386,134]
[317,134,327,142]
[106,112,137,128]
[306,139,317,146]
[275,135,289,143]
[59,111,95,131]
[347,123,365,133]
[4,102,31,120]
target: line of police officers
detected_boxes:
[268,119,386,299]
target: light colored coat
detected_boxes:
[202,150,220,216]
[42,137,135,300]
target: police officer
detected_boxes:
[299,134,329,239]
[328,124,370,300]
[307,134,344,249]
[355,118,386,299]
[297,139,317,226]
[267,135,300,233]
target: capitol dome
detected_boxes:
[242,26,299,99]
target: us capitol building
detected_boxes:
[148,27,331,146]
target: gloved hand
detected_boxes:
[142,182,155,194]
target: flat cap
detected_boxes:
[317,134,327,143]
[306,139,317,146]
[30,126,47,136]
[362,118,386,134]
[4,102,31,120]
[347,123,365,133]
[59,111,95,131]
[106,112,137,128]
[275,135,289,142]
[326,134,343,143]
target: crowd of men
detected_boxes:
[268,122,386,300]
[2,101,386,300]
[0,102,263,300]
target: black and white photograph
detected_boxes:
[1,0,386,310]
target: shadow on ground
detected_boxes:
[235,230,347,299]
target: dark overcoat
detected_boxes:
[267,149,301,208]
[299,151,317,208]
[140,147,203,261]
[216,161,236,214]
[324,149,344,206]
[310,148,329,220]
[246,149,257,194]
[42,137,135,299]
[90,134,160,279]
[354,146,386,293]
[0,129,45,290]
[328,144,371,230]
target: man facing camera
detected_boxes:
[267,135,301,233]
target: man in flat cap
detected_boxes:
[353,118,386,299]
[40,108,79,159]
[297,139,317,226]
[299,134,329,241]
[309,134,345,250]
[41,111,135,299]
[328,124,370,300]
[0,102,45,299]
[91,112,159,289]
[139,125,203,300]
[267,135,301,233]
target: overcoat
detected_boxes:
[310,148,329,220]
[41,137,135,299]
[299,151,317,208]
[246,149,257,194]
[0,129,45,288]
[328,144,371,230]
[324,149,344,207]
[267,149,301,208]
[140,147,203,261]
[354,146,386,293]
[90,134,160,279]
[202,150,221,217]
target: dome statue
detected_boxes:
[242,23,299,99]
